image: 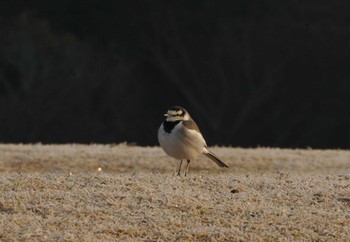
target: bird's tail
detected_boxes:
[204,150,229,168]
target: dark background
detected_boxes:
[0,0,349,148]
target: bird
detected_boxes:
[158,106,229,176]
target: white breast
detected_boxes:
[158,122,207,160]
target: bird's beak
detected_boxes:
[164,114,169,117]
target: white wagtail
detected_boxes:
[158,106,229,176]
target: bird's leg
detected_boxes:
[175,160,183,176]
[185,160,191,177]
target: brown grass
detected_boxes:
[0,144,349,241]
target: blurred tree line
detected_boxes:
[0,0,349,148]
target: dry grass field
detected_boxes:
[0,144,349,241]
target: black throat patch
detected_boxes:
[163,120,180,133]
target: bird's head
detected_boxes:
[164,106,190,122]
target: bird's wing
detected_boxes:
[182,119,201,133]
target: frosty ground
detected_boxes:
[0,144,349,241]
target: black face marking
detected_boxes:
[163,120,180,133]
